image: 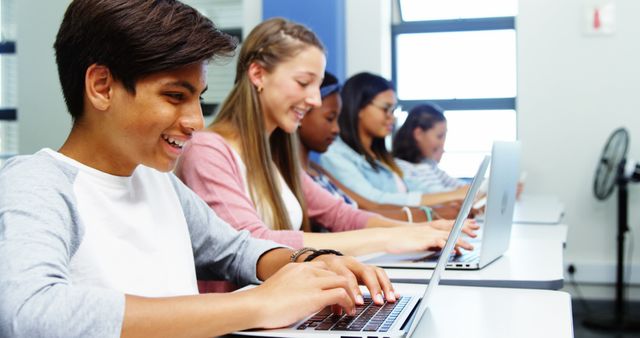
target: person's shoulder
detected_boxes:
[395,157,412,167]
[192,130,224,142]
[187,131,235,154]
[0,150,76,185]
[0,150,78,207]
[325,137,355,157]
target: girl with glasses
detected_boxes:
[320,72,469,207]
[299,72,465,221]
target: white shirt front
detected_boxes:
[45,149,198,297]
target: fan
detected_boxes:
[585,127,640,331]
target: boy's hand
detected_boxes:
[250,262,355,329]
[310,254,396,306]
[251,255,396,329]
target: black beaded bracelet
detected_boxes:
[303,249,344,262]
[290,247,316,262]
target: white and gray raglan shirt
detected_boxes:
[0,149,283,337]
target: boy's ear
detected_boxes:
[247,61,265,90]
[85,64,114,111]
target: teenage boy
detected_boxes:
[0,1,395,337]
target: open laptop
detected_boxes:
[363,141,520,270]
[232,156,489,338]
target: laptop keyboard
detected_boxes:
[295,295,411,332]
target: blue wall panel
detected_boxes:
[263,0,346,81]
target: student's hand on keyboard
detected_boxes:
[427,219,480,238]
[383,225,474,254]
[310,254,396,307]
[250,262,358,329]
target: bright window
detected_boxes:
[392,1,517,178]
[396,30,516,100]
[440,110,516,177]
[399,0,517,21]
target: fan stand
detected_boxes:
[583,170,640,332]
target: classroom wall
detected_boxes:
[345,0,392,78]
[518,0,640,298]
[16,0,70,154]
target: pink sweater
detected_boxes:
[175,131,374,249]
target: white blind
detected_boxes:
[0,0,17,163]
[182,0,242,107]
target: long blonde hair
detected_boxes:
[212,18,324,231]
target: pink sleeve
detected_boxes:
[175,132,304,249]
[303,172,374,232]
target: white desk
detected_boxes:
[411,284,574,338]
[513,193,565,224]
[512,223,568,245]
[385,237,565,289]
[228,284,574,338]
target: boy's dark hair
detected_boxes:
[54,0,237,120]
[339,72,396,172]
[393,103,447,163]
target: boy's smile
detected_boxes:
[61,62,207,176]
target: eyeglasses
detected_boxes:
[369,101,398,117]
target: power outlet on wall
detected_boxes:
[567,264,576,275]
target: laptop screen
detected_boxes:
[406,155,490,337]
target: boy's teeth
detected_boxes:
[163,135,184,148]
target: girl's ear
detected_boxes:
[413,127,424,142]
[247,61,266,91]
[85,64,114,111]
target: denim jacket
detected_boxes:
[319,137,422,206]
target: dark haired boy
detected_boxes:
[0,1,394,337]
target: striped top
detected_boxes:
[396,158,466,193]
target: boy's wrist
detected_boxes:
[290,247,316,262]
[242,286,271,329]
[303,249,343,262]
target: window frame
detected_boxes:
[391,16,516,113]
[391,11,518,177]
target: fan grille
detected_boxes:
[594,128,629,200]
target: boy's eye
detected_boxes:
[166,93,184,100]
[297,80,309,87]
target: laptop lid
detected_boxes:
[231,156,490,338]
[363,142,520,270]
[404,155,490,337]
[476,141,520,268]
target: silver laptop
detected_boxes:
[231,156,489,338]
[363,141,520,270]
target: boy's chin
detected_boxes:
[147,161,177,173]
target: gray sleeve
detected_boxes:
[0,156,124,338]
[168,174,284,285]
